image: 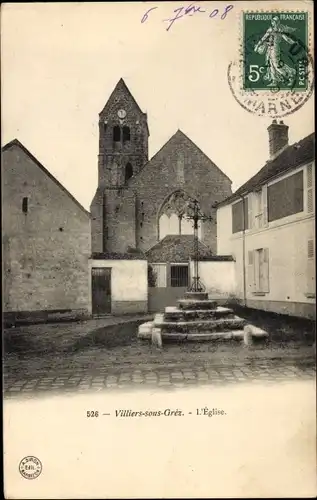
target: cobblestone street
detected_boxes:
[4,356,316,398]
[4,313,316,398]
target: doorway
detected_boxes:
[92,267,112,315]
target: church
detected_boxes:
[90,79,233,314]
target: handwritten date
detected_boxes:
[141,3,234,31]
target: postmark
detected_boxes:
[227,11,314,118]
[19,456,42,480]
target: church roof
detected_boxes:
[146,235,214,263]
[2,139,90,217]
[217,131,315,207]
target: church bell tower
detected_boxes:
[90,78,149,254]
[98,78,149,188]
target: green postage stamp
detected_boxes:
[243,12,309,91]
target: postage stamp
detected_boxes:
[243,12,309,91]
[227,10,314,118]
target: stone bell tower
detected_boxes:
[98,78,149,188]
[90,78,149,253]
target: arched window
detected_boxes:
[113,125,121,142]
[158,191,203,241]
[125,162,133,182]
[123,126,130,142]
[159,214,170,240]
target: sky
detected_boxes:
[1,1,314,210]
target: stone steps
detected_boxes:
[164,306,234,321]
[184,291,209,300]
[154,316,246,333]
[178,299,218,310]
[161,330,245,341]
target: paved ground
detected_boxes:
[3,310,316,398]
[4,359,316,399]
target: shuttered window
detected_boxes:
[232,198,249,233]
[247,250,255,292]
[262,185,268,226]
[249,248,270,293]
[306,164,315,214]
[306,239,315,296]
[247,193,253,229]
[268,171,304,222]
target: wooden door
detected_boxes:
[92,267,112,315]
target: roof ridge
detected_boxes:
[2,139,90,217]
[217,131,315,207]
[129,129,231,184]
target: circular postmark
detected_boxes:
[19,456,42,480]
[228,31,314,118]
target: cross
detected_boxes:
[182,199,214,292]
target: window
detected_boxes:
[268,171,303,222]
[176,153,185,184]
[113,125,121,142]
[148,264,167,287]
[306,239,315,297]
[22,197,28,214]
[306,164,314,213]
[123,126,130,142]
[248,248,269,293]
[232,198,248,233]
[170,264,189,287]
[125,162,133,182]
[253,190,263,228]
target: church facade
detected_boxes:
[91,79,232,257]
[90,79,233,314]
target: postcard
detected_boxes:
[2,1,316,498]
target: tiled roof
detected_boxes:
[146,235,214,263]
[217,132,315,207]
[91,251,147,260]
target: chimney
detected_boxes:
[267,120,289,159]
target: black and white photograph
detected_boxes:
[2,1,316,498]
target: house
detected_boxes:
[216,120,315,319]
[2,140,91,324]
[90,78,233,314]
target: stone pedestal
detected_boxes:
[138,292,268,346]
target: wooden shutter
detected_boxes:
[262,248,270,293]
[248,193,253,230]
[247,250,255,292]
[306,164,314,214]
[262,185,268,226]
[306,239,315,296]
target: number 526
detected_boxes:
[87,410,99,417]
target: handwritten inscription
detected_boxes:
[141,3,234,31]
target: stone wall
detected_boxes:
[129,130,232,253]
[2,142,91,320]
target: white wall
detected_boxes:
[217,204,233,255]
[216,163,315,315]
[89,259,148,303]
[190,260,236,297]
